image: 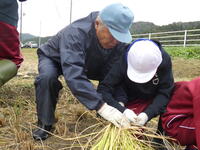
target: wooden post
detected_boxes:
[183,30,187,47]
[148,33,151,40]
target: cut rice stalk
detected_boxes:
[91,124,170,150]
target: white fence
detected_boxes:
[132,29,200,47]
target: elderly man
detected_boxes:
[33,3,134,140]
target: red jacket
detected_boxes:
[162,77,200,149]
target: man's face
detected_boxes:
[95,20,119,49]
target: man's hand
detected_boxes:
[123,109,137,124]
[135,112,148,126]
[97,103,130,128]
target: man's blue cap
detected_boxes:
[99,3,134,43]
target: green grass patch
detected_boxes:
[165,46,200,59]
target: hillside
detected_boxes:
[131,21,200,34]
[21,21,200,45]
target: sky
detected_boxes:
[18,0,200,37]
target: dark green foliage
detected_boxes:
[130,22,158,34]
[131,21,200,34]
[21,33,52,45]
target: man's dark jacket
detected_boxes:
[39,12,127,111]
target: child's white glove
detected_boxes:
[98,103,130,128]
[135,112,148,126]
[123,109,137,124]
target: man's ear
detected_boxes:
[95,19,100,29]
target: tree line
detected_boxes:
[130,21,200,34]
[22,21,200,45]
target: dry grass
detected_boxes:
[0,48,197,149]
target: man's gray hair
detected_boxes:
[96,16,106,27]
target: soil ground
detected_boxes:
[172,57,200,81]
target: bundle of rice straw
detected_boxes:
[54,111,177,149]
[90,124,164,150]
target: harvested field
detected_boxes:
[0,48,199,150]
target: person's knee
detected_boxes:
[176,131,196,146]
[0,59,17,87]
[35,73,62,89]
